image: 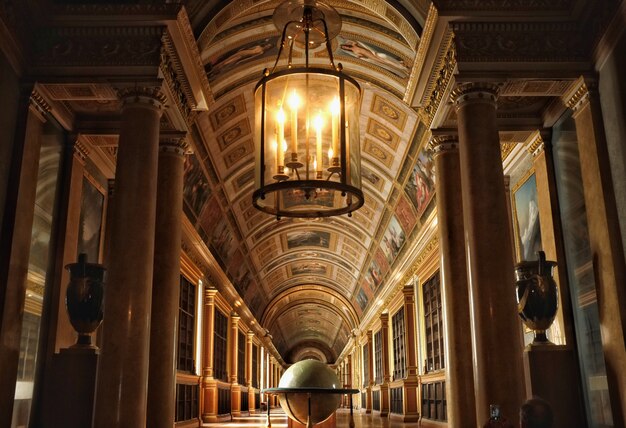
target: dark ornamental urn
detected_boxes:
[514,251,558,344]
[65,253,105,348]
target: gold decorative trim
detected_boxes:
[500,142,516,161]
[563,78,592,112]
[526,133,545,157]
[400,235,439,286]
[405,3,438,104]
[421,32,456,126]
[429,134,459,156]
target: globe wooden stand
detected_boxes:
[264,388,359,428]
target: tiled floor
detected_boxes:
[204,409,419,427]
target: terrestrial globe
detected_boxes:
[277,360,341,425]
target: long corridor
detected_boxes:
[203,409,419,428]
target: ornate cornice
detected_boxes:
[404,3,438,104]
[51,3,181,16]
[421,32,456,126]
[73,138,90,161]
[434,0,574,12]
[563,77,595,113]
[29,89,51,115]
[399,235,439,286]
[526,134,545,157]
[500,142,516,161]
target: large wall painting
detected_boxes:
[381,215,406,265]
[356,287,369,311]
[183,154,212,220]
[513,172,542,261]
[77,176,104,262]
[405,145,435,218]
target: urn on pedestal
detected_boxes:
[514,251,558,344]
[65,253,106,348]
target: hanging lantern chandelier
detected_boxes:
[252,0,364,219]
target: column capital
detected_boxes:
[451,82,500,109]
[429,134,459,157]
[159,132,190,157]
[366,330,373,341]
[526,131,550,158]
[117,85,167,111]
[230,311,240,321]
[246,330,254,340]
[402,285,415,300]
[204,286,218,302]
[379,312,389,324]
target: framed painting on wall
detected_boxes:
[512,171,542,262]
[77,175,105,263]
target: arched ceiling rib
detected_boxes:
[183,0,428,362]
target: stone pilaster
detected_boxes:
[565,79,626,425]
[401,285,420,422]
[146,134,188,428]
[94,86,166,428]
[201,287,218,422]
[379,312,390,417]
[366,330,374,414]
[451,82,525,426]
[230,312,241,416]
[430,134,477,427]
[246,331,255,413]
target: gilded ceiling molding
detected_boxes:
[526,132,546,158]
[421,33,456,127]
[500,142,517,161]
[400,235,440,287]
[404,3,438,104]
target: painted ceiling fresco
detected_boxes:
[184,0,432,362]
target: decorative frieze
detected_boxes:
[451,21,589,63]
[434,0,573,12]
[32,26,165,68]
[422,34,456,126]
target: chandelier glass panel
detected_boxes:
[253,0,364,218]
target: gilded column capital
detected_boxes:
[451,82,500,109]
[429,134,459,157]
[230,311,240,321]
[527,135,545,158]
[204,286,218,302]
[246,330,254,340]
[402,285,415,302]
[117,85,167,111]
[379,312,389,324]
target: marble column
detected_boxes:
[430,134,477,427]
[565,80,626,425]
[146,134,187,428]
[451,83,525,426]
[366,330,374,413]
[93,86,166,428]
[379,312,390,417]
[0,89,47,428]
[230,312,241,416]
[201,287,218,422]
[246,331,255,413]
[401,285,420,422]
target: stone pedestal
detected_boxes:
[523,345,584,428]
[42,348,98,428]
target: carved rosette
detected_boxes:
[429,134,459,157]
[450,82,500,109]
[117,86,167,112]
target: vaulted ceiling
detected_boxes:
[182,0,430,361]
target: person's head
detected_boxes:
[520,397,553,428]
